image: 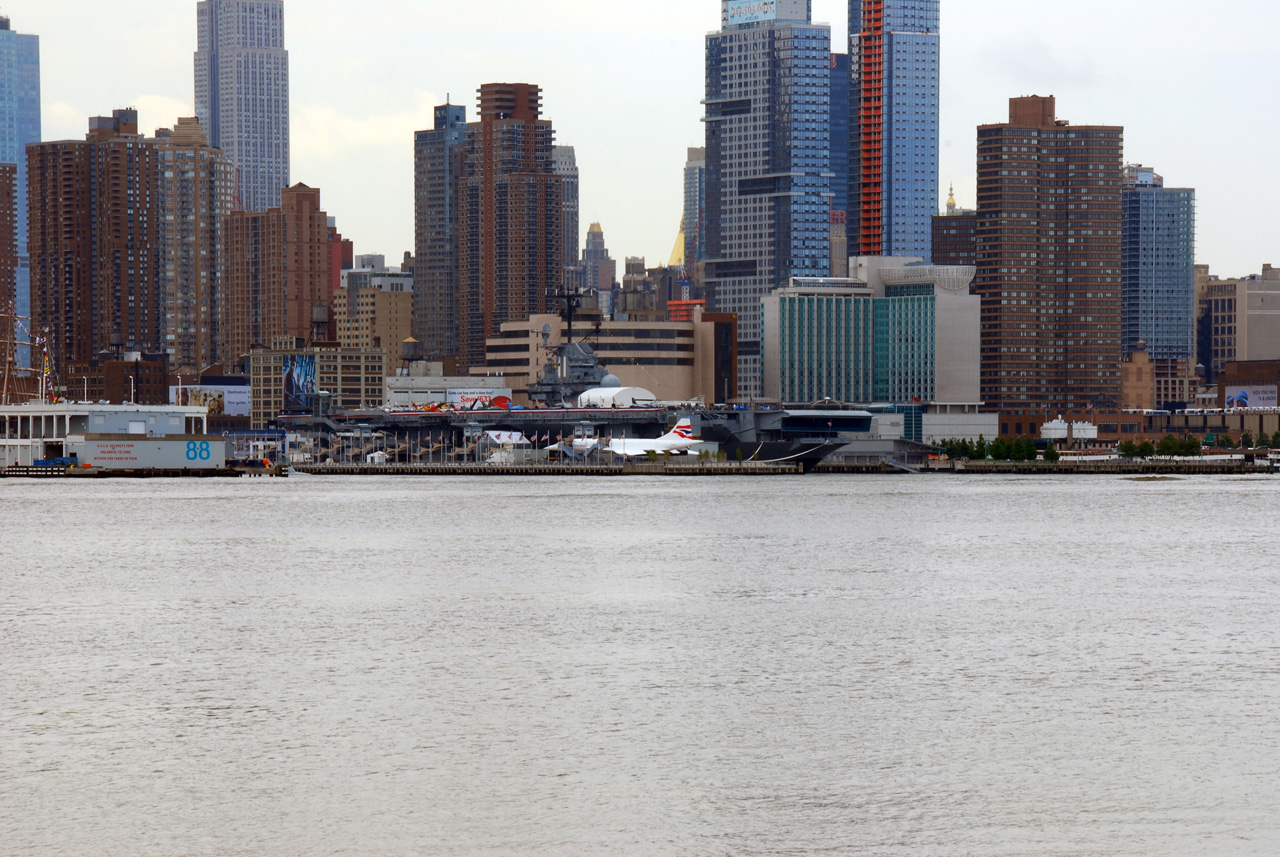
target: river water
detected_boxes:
[1,474,1277,856]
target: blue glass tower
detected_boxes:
[829,52,850,217]
[1122,165,1196,361]
[849,0,939,260]
[706,0,832,397]
[0,16,40,368]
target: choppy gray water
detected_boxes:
[1,474,1278,856]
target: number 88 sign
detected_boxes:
[186,441,212,462]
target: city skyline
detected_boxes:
[7,0,1279,279]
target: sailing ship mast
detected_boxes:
[0,310,35,405]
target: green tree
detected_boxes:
[990,438,1011,461]
[1118,440,1139,459]
[1137,440,1156,459]
[1241,431,1255,449]
[1182,435,1203,457]
[974,435,989,460]
[1157,435,1183,457]
[1219,433,1237,449]
[1271,430,1280,449]
[1043,444,1060,463]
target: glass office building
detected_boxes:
[705,0,832,397]
[849,0,939,260]
[761,259,979,406]
[1122,165,1196,361]
[0,16,40,368]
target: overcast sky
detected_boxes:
[9,0,1278,277]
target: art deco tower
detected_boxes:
[195,0,289,212]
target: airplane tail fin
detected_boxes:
[668,418,696,441]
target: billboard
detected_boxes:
[283,355,317,412]
[447,388,512,409]
[1225,385,1279,409]
[171,385,251,417]
[69,437,227,470]
[727,0,776,25]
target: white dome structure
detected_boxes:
[578,386,657,408]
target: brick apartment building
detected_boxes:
[224,183,332,369]
[975,96,1124,412]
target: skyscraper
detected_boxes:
[829,52,852,277]
[455,83,562,369]
[0,16,40,368]
[28,110,162,371]
[683,147,706,276]
[1122,164,1196,361]
[849,0,939,260]
[195,0,289,212]
[413,103,467,360]
[155,118,235,374]
[554,146,582,294]
[975,96,1124,412]
[582,222,617,316]
[829,53,850,220]
[705,0,831,397]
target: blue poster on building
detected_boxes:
[282,355,316,412]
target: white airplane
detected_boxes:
[608,419,702,458]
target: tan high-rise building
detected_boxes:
[1196,263,1280,382]
[975,96,1124,412]
[28,109,162,370]
[224,183,332,368]
[154,118,234,375]
[333,282,413,354]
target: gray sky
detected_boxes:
[10,0,1279,277]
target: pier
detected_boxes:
[818,459,1274,476]
[291,461,803,477]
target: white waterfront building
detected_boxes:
[1,403,217,469]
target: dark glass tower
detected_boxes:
[413,103,467,361]
[705,0,831,397]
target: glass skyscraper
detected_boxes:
[1122,165,1196,361]
[682,147,706,272]
[0,16,40,368]
[849,0,939,260]
[829,53,850,218]
[705,0,832,398]
[195,0,289,212]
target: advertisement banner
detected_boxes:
[446,388,511,409]
[283,355,317,412]
[171,385,251,417]
[1225,385,1279,409]
[72,438,227,470]
[727,0,776,25]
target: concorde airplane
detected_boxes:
[607,419,702,458]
